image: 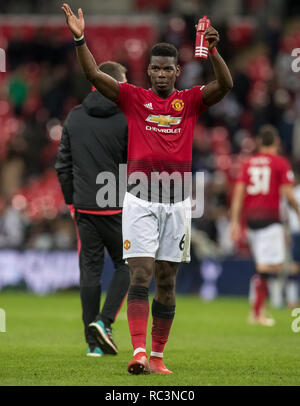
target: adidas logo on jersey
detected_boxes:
[144,102,153,110]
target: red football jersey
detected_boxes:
[116,82,208,180]
[237,152,294,223]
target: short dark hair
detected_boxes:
[258,124,279,146]
[150,42,179,64]
[98,61,127,81]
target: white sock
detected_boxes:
[150,351,163,358]
[133,347,146,356]
[268,278,284,308]
[286,281,299,305]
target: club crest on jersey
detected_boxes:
[171,99,184,112]
[146,114,182,127]
[124,240,131,250]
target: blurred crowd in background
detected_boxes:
[0,0,299,260]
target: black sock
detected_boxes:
[128,285,149,302]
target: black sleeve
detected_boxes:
[55,125,74,204]
[123,127,128,163]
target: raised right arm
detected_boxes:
[75,43,119,101]
[61,3,119,101]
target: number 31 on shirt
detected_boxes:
[247,166,271,195]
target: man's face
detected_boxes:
[147,56,180,97]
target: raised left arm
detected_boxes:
[201,26,233,106]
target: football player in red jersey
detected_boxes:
[62,3,233,374]
[230,125,300,326]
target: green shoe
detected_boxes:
[87,345,103,357]
[88,320,118,355]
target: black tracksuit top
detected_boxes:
[55,91,128,211]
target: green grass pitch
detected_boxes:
[0,291,299,386]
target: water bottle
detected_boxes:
[195,16,211,60]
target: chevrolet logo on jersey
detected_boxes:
[146,115,182,127]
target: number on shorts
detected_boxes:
[179,234,186,251]
[247,166,271,195]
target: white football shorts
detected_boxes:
[247,223,285,265]
[122,192,191,263]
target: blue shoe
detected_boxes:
[88,320,118,355]
[87,345,103,357]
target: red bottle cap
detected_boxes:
[197,16,210,31]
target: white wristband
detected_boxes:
[74,34,84,41]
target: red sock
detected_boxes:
[127,286,149,352]
[151,299,175,356]
[252,274,268,318]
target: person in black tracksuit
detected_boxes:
[55,62,129,357]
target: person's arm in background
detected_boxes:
[281,184,300,223]
[55,125,75,218]
[200,25,234,106]
[61,3,119,101]
[230,182,246,243]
